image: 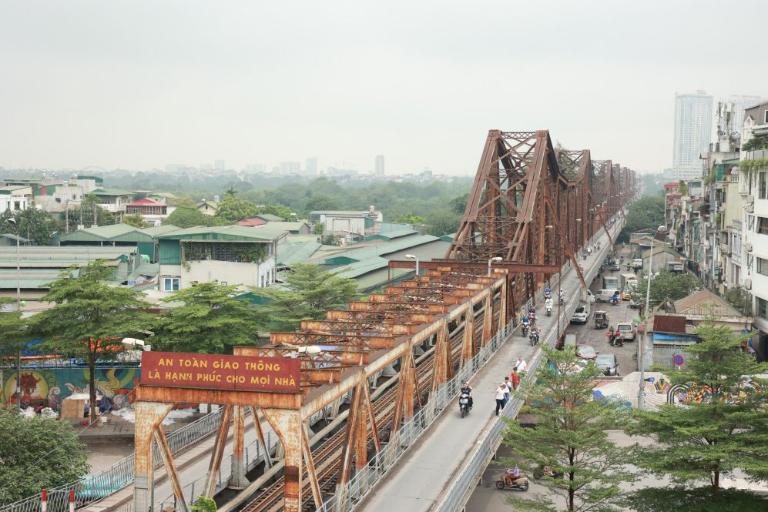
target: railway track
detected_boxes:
[239,308,496,512]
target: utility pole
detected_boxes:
[638,233,654,410]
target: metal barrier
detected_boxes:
[317,322,516,512]
[0,408,226,512]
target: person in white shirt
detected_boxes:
[495,384,508,416]
[515,357,527,373]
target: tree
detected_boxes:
[631,270,699,309]
[618,194,665,243]
[396,214,425,225]
[166,207,219,228]
[153,282,262,353]
[0,297,31,408]
[623,487,767,512]
[32,261,152,424]
[64,194,116,229]
[123,213,148,228]
[303,194,339,213]
[449,193,469,215]
[255,203,296,220]
[502,346,634,512]
[424,208,460,236]
[0,208,58,245]
[214,190,259,222]
[256,264,357,331]
[0,410,89,503]
[627,323,768,506]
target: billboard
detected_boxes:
[140,352,301,393]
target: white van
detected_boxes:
[597,288,619,302]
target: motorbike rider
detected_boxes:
[544,285,552,299]
[559,289,565,304]
[544,297,553,314]
[460,381,473,409]
[528,306,537,325]
[505,465,523,486]
[529,326,540,345]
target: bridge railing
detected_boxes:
[317,322,515,512]
[0,408,225,512]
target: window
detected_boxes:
[758,297,768,321]
[759,217,768,235]
[757,257,768,277]
[162,277,180,292]
[765,110,768,124]
[760,172,767,200]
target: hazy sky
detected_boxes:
[0,0,765,175]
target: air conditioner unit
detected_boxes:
[745,278,752,290]
[746,243,754,252]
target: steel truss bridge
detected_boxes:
[27,129,634,512]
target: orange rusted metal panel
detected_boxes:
[134,386,302,409]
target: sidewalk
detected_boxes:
[362,225,619,512]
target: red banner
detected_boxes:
[140,352,301,393]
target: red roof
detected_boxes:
[128,198,164,207]
[653,315,687,334]
[238,217,267,227]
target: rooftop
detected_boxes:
[92,188,133,197]
[321,234,439,265]
[672,289,745,319]
[127,198,165,207]
[0,246,136,269]
[255,213,284,222]
[157,224,289,242]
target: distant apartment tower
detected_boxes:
[305,157,318,176]
[279,161,301,174]
[673,91,713,180]
[374,155,385,176]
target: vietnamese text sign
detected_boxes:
[140,352,301,393]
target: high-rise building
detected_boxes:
[305,157,318,176]
[374,155,385,176]
[728,95,762,135]
[672,91,713,180]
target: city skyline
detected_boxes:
[0,1,766,175]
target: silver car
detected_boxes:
[595,353,619,376]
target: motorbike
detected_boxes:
[529,331,539,346]
[610,295,619,306]
[521,321,529,337]
[458,391,472,418]
[546,304,552,316]
[496,471,530,491]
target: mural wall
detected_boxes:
[0,367,139,410]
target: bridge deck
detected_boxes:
[361,222,621,512]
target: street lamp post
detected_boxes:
[638,231,656,410]
[8,218,21,410]
[487,256,502,276]
[405,254,419,277]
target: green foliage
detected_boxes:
[214,189,259,222]
[0,297,30,368]
[255,264,357,331]
[255,203,295,220]
[449,193,468,214]
[740,158,768,170]
[724,286,751,315]
[313,222,324,235]
[742,133,768,151]
[122,213,148,228]
[65,194,116,228]
[0,207,58,245]
[153,282,262,353]
[631,270,699,308]
[303,194,340,212]
[424,208,461,236]
[181,242,266,264]
[190,496,217,512]
[396,214,425,225]
[618,194,665,243]
[622,487,768,512]
[166,207,221,228]
[33,261,152,422]
[502,346,634,512]
[627,324,768,493]
[677,180,688,196]
[0,410,89,503]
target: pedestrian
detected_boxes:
[614,327,622,346]
[503,377,512,405]
[495,383,507,416]
[514,357,527,373]
[606,325,614,346]
[511,369,521,390]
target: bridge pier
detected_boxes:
[261,408,304,512]
[229,405,249,490]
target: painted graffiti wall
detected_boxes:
[0,367,139,410]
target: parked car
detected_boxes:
[576,344,597,360]
[616,322,636,341]
[609,262,621,271]
[595,353,619,376]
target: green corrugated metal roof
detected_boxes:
[60,223,153,243]
[157,224,288,242]
[142,224,181,237]
[365,228,417,241]
[92,188,133,197]
[255,221,308,233]
[321,235,438,265]
[329,257,390,279]
[277,240,321,266]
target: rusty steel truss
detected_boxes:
[131,129,636,512]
